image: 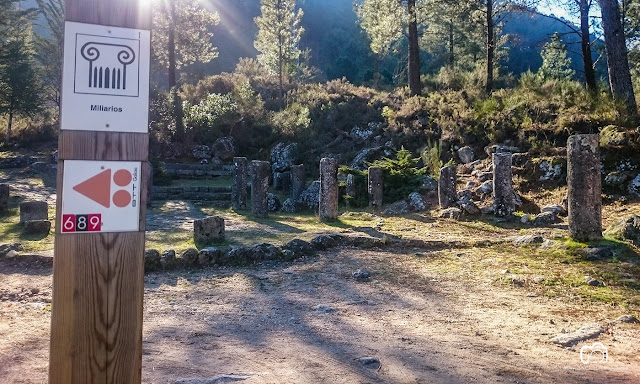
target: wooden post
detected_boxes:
[50,1,151,383]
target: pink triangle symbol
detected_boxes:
[73,169,112,208]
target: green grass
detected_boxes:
[0,206,56,253]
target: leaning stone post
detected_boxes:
[232,157,248,210]
[493,153,514,217]
[368,166,383,211]
[438,166,456,209]
[290,164,305,201]
[567,134,602,241]
[251,160,270,218]
[0,184,8,213]
[319,157,339,221]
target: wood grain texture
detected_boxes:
[58,131,148,161]
[50,233,145,384]
[65,0,152,30]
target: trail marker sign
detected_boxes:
[60,21,150,133]
[61,160,141,233]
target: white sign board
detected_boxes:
[61,160,142,233]
[61,21,150,133]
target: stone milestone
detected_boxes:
[319,157,339,221]
[19,201,48,223]
[194,216,225,245]
[232,157,248,210]
[0,184,8,212]
[368,166,383,211]
[567,134,602,241]
[438,165,456,209]
[290,164,305,201]
[493,153,514,217]
[251,160,271,218]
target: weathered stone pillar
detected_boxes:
[567,134,602,241]
[438,166,456,209]
[232,157,248,210]
[319,157,339,221]
[290,164,305,201]
[493,153,514,217]
[368,166,383,210]
[194,216,225,245]
[345,174,356,199]
[19,201,48,223]
[251,160,270,218]
[0,184,8,212]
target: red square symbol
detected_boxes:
[87,214,101,232]
[62,214,76,233]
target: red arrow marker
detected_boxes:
[73,169,112,208]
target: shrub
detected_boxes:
[370,148,426,203]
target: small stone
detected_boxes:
[313,304,334,314]
[457,146,475,164]
[477,180,493,195]
[520,214,531,224]
[267,193,281,212]
[144,249,161,271]
[408,192,427,212]
[459,201,480,215]
[551,324,605,347]
[532,211,561,226]
[541,204,567,217]
[578,246,614,261]
[440,207,462,220]
[5,250,18,258]
[584,275,604,287]
[31,288,40,294]
[194,216,225,245]
[198,247,221,265]
[615,315,639,324]
[160,250,176,269]
[181,248,199,265]
[358,357,381,369]
[513,235,544,246]
[533,276,546,284]
[352,269,371,280]
[382,200,409,215]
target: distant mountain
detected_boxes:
[503,10,607,81]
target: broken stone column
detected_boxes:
[0,184,8,212]
[194,216,225,245]
[567,134,602,241]
[368,166,383,210]
[493,153,515,217]
[232,157,248,210]
[438,166,457,209]
[319,157,339,221]
[19,201,48,223]
[290,164,305,201]
[251,160,271,218]
[345,174,356,200]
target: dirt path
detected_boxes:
[1,247,639,384]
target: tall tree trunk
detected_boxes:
[598,0,638,117]
[407,0,421,96]
[277,0,284,109]
[167,0,185,140]
[579,0,597,93]
[448,21,454,68]
[168,0,177,89]
[5,107,13,145]
[485,0,494,94]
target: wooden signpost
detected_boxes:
[50,1,151,383]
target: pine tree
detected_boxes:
[538,33,576,80]
[35,0,64,110]
[357,0,421,95]
[0,29,42,144]
[254,0,304,108]
[152,0,220,141]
